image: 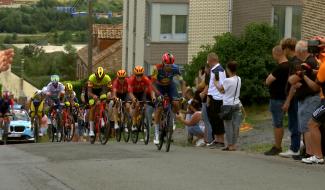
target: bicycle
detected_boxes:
[31,113,40,143]
[156,95,175,152]
[61,102,75,142]
[49,103,63,142]
[115,99,132,143]
[90,95,111,145]
[130,101,150,145]
[0,113,11,145]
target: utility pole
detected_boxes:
[20,58,24,97]
[87,0,93,76]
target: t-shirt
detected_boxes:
[295,55,319,100]
[222,76,241,105]
[208,64,226,100]
[317,61,325,100]
[269,62,289,100]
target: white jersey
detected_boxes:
[44,82,65,98]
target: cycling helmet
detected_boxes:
[162,53,175,65]
[117,69,127,78]
[133,66,144,75]
[95,67,105,79]
[50,75,60,82]
[65,83,73,91]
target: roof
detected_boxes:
[93,24,123,35]
[77,40,122,66]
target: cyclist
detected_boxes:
[44,75,65,110]
[0,91,14,140]
[63,82,79,140]
[112,69,130,130]
[152,52,182,144]
[28,90,46,131]
[128,66,155,131]
[87,67,112,137]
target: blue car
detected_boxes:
[8,109,34,141]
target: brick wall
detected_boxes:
[144,43,188,65]
[302,0,325,39]
[188,0,230,63]
[232,0,272,36]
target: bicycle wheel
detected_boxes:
[2,122,8,145]
[131,123,139,144]
[90,128,96,144]
[99,110,110,145]
[115,121,122,142]
[33,117,39,143]
[64,115,75,142]
[56,115,63,142]
[165,112,173,152]
[143,116,150,145]
[123,114,131,143]
[157,113,167,150]
[51,119,56,142]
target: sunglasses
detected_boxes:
[135,74,143,78]
[118,77,126,80]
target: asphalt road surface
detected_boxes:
[0,142,324,190]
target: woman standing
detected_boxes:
[215,61,242,151]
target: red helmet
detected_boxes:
[2,91,10,99]
[162,53,175,65]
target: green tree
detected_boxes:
[185,23,279,104]
[59,31,72,44]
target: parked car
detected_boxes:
[8,109,34,141]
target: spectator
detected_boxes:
[183,88,195,143]
[302,51,325,164]
[195,66,206,89]
[206,53,226,148]
[264,45,289,155]
[217,61,242,151]
[279,38,301,157]
[0,49,14,72]
[288,40,320,160]
[40,114,48,136]
[199,64,213,143]
[176,100,205,147]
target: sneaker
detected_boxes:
[293,153,312,161]
[302,156,324,164]
[89,130,95,137]
[279,149,300,158]
[195,139,206,147]
[264,146,282,156]
[154,135,159,145]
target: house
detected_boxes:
[302,0,325,38]
[0,0,14,5]
[232,0,304,39]
[76,24,123,80]
[122,0,231,74]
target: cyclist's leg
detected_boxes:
[153,84,166,144]
[88,100,95,137]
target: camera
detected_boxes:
[308,40,321,54]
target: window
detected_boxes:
[175,15,187,34]
[151,3,188,42]
[273,6,302,39]
[161,15,173,34]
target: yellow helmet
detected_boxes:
[133,66,144,75]
[65,83,73,91]
[95,67,105,79]
[117,69,127,78]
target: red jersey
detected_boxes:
[112,78,129,94]
[128,76,152,94]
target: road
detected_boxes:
[0,142,324,190]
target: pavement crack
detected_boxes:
[36,167,75,190]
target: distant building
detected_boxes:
[76,24,123,79]
[55,6,76,14]
[122,0,231,74]
[0,0,14,5]
[302,0,325,38]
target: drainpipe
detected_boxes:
[228,0,233,33]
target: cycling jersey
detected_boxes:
[112,78,129,94]
[30,92,45,118]
[152,64,181,86]
[64,91,77,102]
[128,75,152,94]
[0,98,13,115]
[88,74,112,89]
[44,82,65,98]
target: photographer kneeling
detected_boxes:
[176,100,205,147]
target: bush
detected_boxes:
[185,23,279,104]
